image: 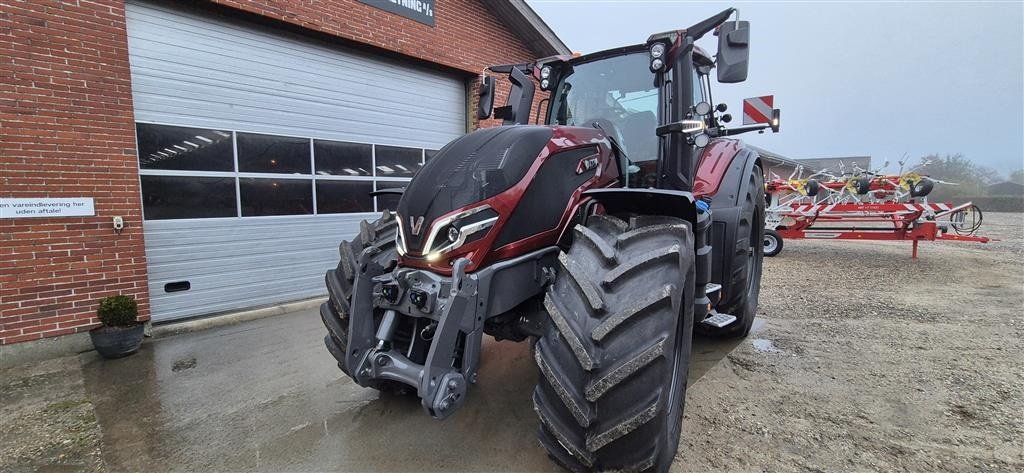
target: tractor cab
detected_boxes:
[478,8,780,196]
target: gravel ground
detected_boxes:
[0,356,105,472]
[1,214,1019,473]
[675,212,1024,472]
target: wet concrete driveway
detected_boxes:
[80,308,748,471]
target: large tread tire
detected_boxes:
[322,211,408,394]
[699,164,765,338]
[533,215,695,473]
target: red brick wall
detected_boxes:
[1,0,149,345]
[210,0,537,77]
[0,0,551,345]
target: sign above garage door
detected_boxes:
[358,0,435,26]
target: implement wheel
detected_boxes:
[764,229,783,257]
[321,211,409,394]
[533,215,695,473]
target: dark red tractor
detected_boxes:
[321,8,780,472]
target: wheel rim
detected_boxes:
[747,213,760,288]
[763,234,778,254]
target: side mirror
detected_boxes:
[716,21,750,83]
[493,67,535,126]
[476,75,496,120]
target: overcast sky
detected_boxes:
[527,1,1024,176]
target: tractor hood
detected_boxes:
[396,126,554,253]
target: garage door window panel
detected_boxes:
[314,140,373,176]
[136,124,234,171]
[316,180,374,214]
[141,175,237,219]
[240,178,313,216]
[237,133,312,174]
[375,145,423,178]
[375,180,409,211]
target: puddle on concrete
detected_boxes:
[751,338,782,353]
[171,357,196,372]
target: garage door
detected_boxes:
[126,1,466,321]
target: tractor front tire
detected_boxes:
[322,211,408,394]
[533,215,695,473]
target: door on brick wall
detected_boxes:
[126,1,466,322]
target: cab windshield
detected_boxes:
[549,52,659,162]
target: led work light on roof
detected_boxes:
[649,42,667,72]
[540,65,551,79]
[650,42,666,59]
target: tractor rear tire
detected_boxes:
[532,215,695,473]
[699,164,765,338]
[763,229,783,257]
[322,211,409,394]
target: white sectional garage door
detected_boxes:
[126,1,466,321]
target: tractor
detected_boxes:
[320,8,780,472]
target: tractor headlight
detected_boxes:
[419,205,499,259]
[540,65,552,79]
[650,58,664,71]
[540,78,550,89]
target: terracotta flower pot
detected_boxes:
[89,324,144,359]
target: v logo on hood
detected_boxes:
[408,216,425,236]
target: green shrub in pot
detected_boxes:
[90,295,144,359]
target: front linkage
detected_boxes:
[342,245,556,419]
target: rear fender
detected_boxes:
[707,145,762,208]
[705,144,762,298]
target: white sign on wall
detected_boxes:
[0,198,96,218]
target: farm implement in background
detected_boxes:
[763,162,989,258]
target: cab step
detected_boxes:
[700,310,737,328]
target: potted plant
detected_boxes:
[90,295,144,359]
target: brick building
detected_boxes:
[0,0,567,350]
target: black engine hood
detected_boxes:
[397,126,553,252]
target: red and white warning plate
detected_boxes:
[742,95,774,125]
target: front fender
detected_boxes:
[582,188,698,225]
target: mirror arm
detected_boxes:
[718,124,771,136]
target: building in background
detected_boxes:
[749,146,806,180]
[1,0,567,349]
